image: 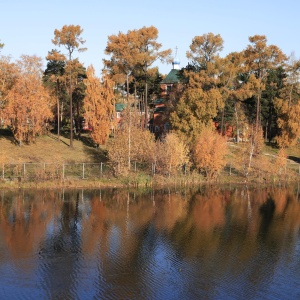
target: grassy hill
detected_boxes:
[1,128,300,165]
[1,128,300,188]
[0,129,106,164]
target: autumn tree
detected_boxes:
[155,132,189,176]
[215,51,258,141]
[3,55,54,145]
[273,55,300,147]
[103,29,140,167]
[186,33,224,70]
[106,122,155,176]
[129,66,163,111]
[273,147,287,175]
[274,98,300,147]
[234,124,264,178]
[243,35,287,132]
[170,33,227,143]
[0,56,18,125]
[43,50,66,141]
[192,127,227,180]
[259,67,286,142]
[83,65,115,145]
[65,59,87,135]
[104,26,171,128]
[51,24,87,148]
[134,26,171,127]
[103,29,140,100]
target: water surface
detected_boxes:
[0,186,300,299]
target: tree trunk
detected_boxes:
[256,93,260,132]
[235,102,240,143]
[144,81,148,129]
[56,80,60,142]
[69,70,73,148]
[220,107,225,136]
[127,74,131,170]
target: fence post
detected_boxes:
[23,163,26,178]
[285,165,287,174]
[2,163,4,179]
[62,163,65,180]
[134,161,137,172]
[100,162,103,177]
[82,163,85,179]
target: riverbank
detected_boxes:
[1,131,300,190]
[1,171,299,191]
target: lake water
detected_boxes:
[0,185,300,299]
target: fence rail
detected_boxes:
[1,160,300,181]
[0,162,113,180]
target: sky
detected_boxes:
[1,0,300,76]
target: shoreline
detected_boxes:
[1,175,299,191]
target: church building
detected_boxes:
[151,50,181,137]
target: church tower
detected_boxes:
[172,46,180,70]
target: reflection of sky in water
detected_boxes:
[0,187,299,299]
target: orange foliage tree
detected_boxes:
[3,55,53,144]
[0,56,18,125]
[83,65,115,145]
[104,26,171,127]
[192,127,227,180]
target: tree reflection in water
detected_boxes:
[0,185,300,299]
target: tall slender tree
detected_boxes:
[43,50,66,141]
[243,35,287,132]
[83,65,115,145]
[51,25,87,148]
[134,26,171,128]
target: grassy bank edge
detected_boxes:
[1,173,299,191]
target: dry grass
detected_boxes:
[0,130,106,164]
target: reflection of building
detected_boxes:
[152,53,180,137]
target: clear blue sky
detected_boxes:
[1,0,299,75]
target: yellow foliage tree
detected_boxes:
[192,127,227,180]
[170,71,223,143]
[274,147,287,175]
[274,98,300,147]
[106,123,155,176]
[170,33,225,143]
[155,132,189,175]
[83,66,115,145]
